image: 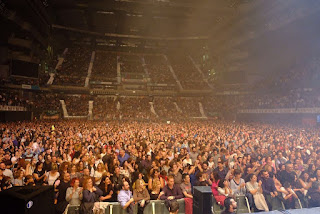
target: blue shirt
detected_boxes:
[118,153,130,166]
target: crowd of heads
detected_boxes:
[0,120,320,213]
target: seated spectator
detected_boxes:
[98,175,116,202]
[246,174,269,212]
[159,175,183,201]
[281,182,299,209]
[221,197,237,214]
[148,169,164,200]
[181,174,193,214]
[166,200,179,214]
[307,181,320,208]
[133,178,150,214]
[13,169,24,186]
[33,162,47,186]
[260,170,278,210]
[230,169,246,196]
[24,175,35,186]
[118,180,135,214]
[66,178,83,206]
[47,164,60,186]
[56,173,71,214]
[218,179,233,198]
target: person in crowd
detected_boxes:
[218,178,233,198]
[118,180,135,214]
[181,173,193,214]
[148,169,164,200]
[159,175,183,201]
[47,163,60,186]
[230,169,246,196]
[167,200,179,214]
[98,175,115,202]
[280,182,299,209]
[133,178,150,214]
[214,161,228,180]
[33,162,47,185]
[260,170,278,210]
[66,178,83,205]
[13,169,24,186]
[307,181,320,207]
[56,172,71,214]
[82,177,107,213]
[221,197,237,214]
[246,174,269,212]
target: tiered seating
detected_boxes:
[153,97,183,119]
[169,55,209,90]
[176,97,202,117]
[144,55,176,84]
[54,47,91,86]
[119,96,152,119]
[64,95,90,116]
[93,96,119,120]
[91,51,117,81]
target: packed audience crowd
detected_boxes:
[144,55,176,84]
[91,51,117,82]
[168,55,210,90]
[64,95,90,116]
[53,47,91,86]
[0,120,320,214]
[0,90,30,107]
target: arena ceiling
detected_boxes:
[2,0,320,85]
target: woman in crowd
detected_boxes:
[98,175,115,202]
[66,178,83,205]
[94,163,105,185]
[218,179,233,198]
[13,169,24,186]
[148,169,164,200]
[230,169,246,196]
[246,174,269,212]
[33,162,47,185]
[133,178,150,214]
[211,171,226,206]
[47,163,60,186]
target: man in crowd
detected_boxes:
[260,170,278,210]
[160,175,184,201]
[118,180,134,214]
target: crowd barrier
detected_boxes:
[66,196,306,214]
[66,199,186,214]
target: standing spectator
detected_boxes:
[118,180,135,214]
[214,161,228,180]
[98,175,115,202]
[148,169,164,200]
